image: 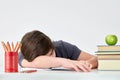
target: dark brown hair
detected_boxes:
[21,30,54,62]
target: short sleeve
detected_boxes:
[62,41,81,60]
[18,52,24,67]
[54,40,81,60]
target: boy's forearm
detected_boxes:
[21,56,65,68]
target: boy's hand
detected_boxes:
[60,59,92,72]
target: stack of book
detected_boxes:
[96,45,120,70]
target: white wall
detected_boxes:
[0,0,120,71]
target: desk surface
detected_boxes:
[0,68,120,80]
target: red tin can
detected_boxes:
[5,52,18,72]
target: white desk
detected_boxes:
[0,68,120,80]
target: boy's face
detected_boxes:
[46,49,56,57]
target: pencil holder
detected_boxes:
[5,52,18,72]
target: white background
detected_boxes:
[0,0,120,71]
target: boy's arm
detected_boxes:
[77,51,98,69]
[21,56,92,72]
[21,56,64,68]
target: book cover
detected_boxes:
[97,45,120,51]
[97,54,120,60]
[95,51,120,55]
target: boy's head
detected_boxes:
[21,30,54,62]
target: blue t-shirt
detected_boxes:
[18,40,81,66]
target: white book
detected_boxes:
[98,60,120,70]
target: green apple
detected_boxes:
[105,34,118,45]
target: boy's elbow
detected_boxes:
[92,56,98,69]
